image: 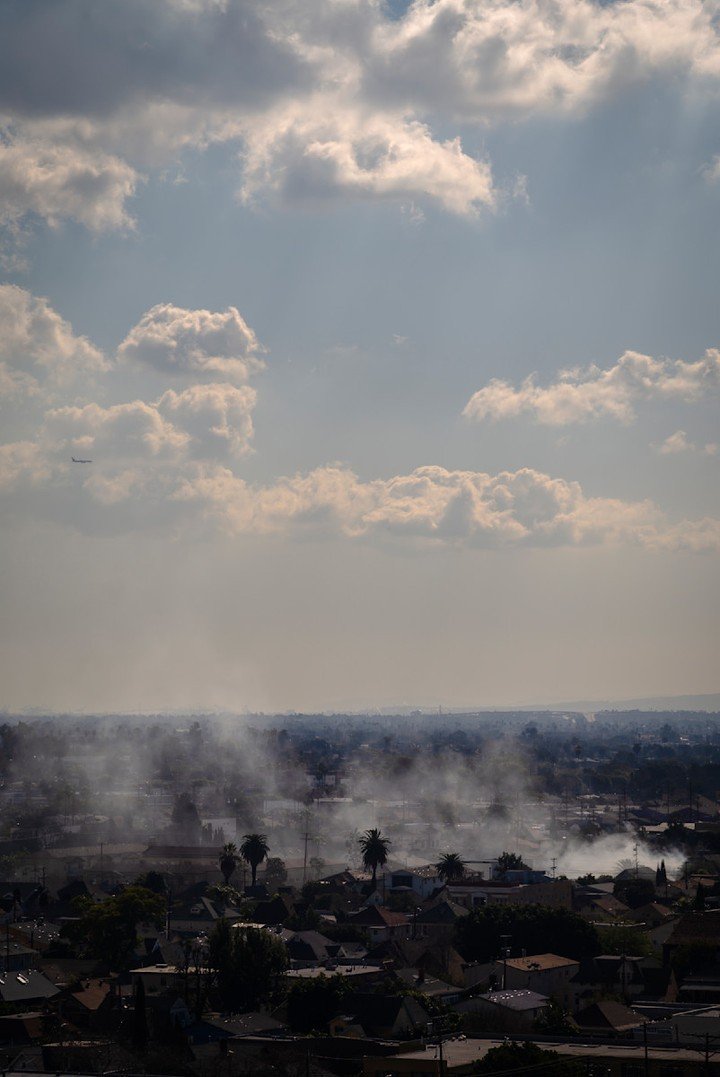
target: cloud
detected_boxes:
[240,104,496,216]
[118,303,266,383]
[157,383,257,458]
[703,155,720,184]
[0,440,49,491]
[463,348,720,425]
[0,284,107,400]
[657,430,719,456]
[365,0,720,121]
[173,463,720,552]
[43,400,190,461]
[0,132,138,234]
[4,0,719,234]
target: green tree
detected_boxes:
[64,886,166,969]
[219,842,239,885]
[496,851,528,872]
[132,977,148,1052]
[596,924,654,957]
[208,920,288,1011]
[265,857,288,890]
[287,974,350,1033]
[613,877,655,909]
[435,852,466,881]
[240,833,269,886]
[134,871,167,895]
[455,904,599,964]
[473,1041,582,1074]
[358,827,391,888]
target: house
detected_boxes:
[0,937,39,973]
[63,978,118,1030]
[348,905,410,944]
[668,1005,720,1045]
[286,930,337,965]
[574,890,630,921]
[0,969,59,1006]
[252,892,295,926]
[128,963,183,995]
[342,992,431,1038]
[145,991,192,1032]
[379,867,442,901]
[455,988,549,1032]
[498,953,580,1009]
[447,876,572,910]
[395,968,463,1005]
[664,911,720,967]
[571,955,650,1007]
[187,1011,287,1045]
[413,900,469,940]
[168,895,220,935]
[0,1012,44,1046]
[575,999,646,1035]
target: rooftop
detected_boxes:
[505,953,579,972]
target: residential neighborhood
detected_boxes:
[3,712,720,1073]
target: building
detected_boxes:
[497,952,579,1009]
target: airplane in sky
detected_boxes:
[71,456,92,464]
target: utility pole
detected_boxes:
[500,934,511,989]
[302,815,310,886]
[643,1020,649,1077]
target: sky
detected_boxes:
[0,0,719,713]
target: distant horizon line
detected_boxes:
[3,690,720,719]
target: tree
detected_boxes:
[240,833,269,886]
[613,877,655,909]
[496,851,528,872]
[208,920,288,1011]
[171,794,202,842]
[265,857,288,890]
[473,1041,582,1074]
[219,842,239,885]
[596,924,654,958]
[287,974,350,1033]
[63,886,166,969]
[134,871,167,895]
[132,977,148,1052]
[435,852,466,881]
[694,881,707,911]
[533,999,577,1036]
[455,904,599,964]
[358,828,391,888]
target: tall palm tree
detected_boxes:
[358,828,391,889]
[435,852,466,881]
[240,833,269,886]
[219,842,239,884]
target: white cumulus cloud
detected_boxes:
[0,284,107,400]
[173,463,720,552]
[240,104,496,216]
[657,430,719,456]
[0,132,138,234]
[118,303,266,384]
[463,348,720,425]
[157,383,257,458]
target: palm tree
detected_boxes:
[435,852,466,881]
[358,828,391,889]
[240,833,269,886]
[219,842,239,884]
